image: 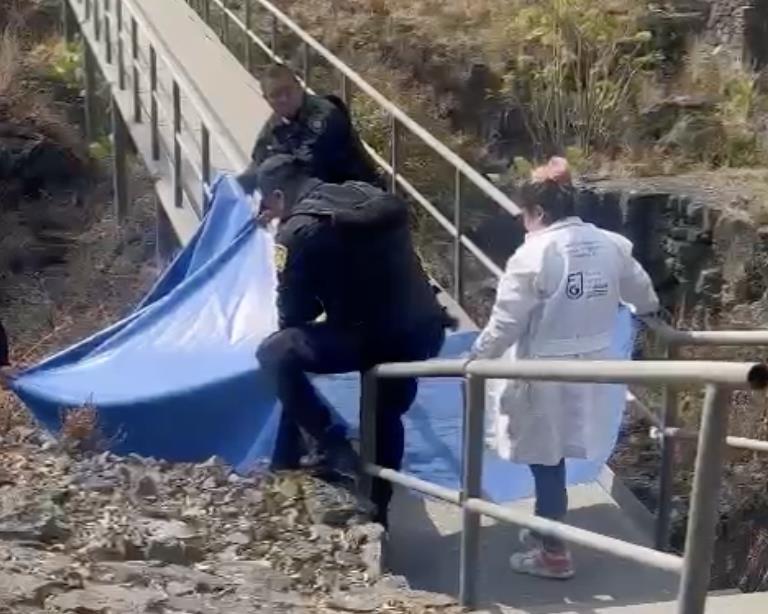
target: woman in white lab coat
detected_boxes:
[470,158,659,580]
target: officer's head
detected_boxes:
[261,64,304,119]
[256,154,310,224]
[519,157,575,233]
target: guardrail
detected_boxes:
[65,0,250,243]
[184,0,519,309]
[639,320,768,551]
[359,357,768,613]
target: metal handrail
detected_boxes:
[72,0,250,231]
[122,0,248,168]
[186,0,514,304]
[645,318,768,347]
[202,0,518,215]
[360,359,768,613]
[635,316,768,552]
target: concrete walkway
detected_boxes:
[133,0,270,168]
[388,485,678,613]
[80,0,768,611]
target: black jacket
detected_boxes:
[274,180,445,334]
[244,94,381,191]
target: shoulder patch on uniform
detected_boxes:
[274,244,288,274]
[309,117,325,134]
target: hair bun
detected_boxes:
[531,156,572,186]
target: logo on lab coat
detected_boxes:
[566,272,584,299]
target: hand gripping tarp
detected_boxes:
[11,175,635,502]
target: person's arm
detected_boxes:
[294,105,351,177]
[620,257,660,315]
[275,225,324,329]
[471,248,540,360]
[238,121,277,194]
[609,234,660,315]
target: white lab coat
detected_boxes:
[472,217,659,465]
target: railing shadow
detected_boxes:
[387,487,678,613]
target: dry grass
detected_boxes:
[281,0,768,176]
[0,6,87,171]
[58,403,112,452]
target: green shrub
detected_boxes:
[500,0,659,156]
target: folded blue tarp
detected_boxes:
[12,176,634,502]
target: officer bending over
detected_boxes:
[254,155,449,525]
[239,64,381,193]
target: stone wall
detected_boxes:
[461,175,768,328]
[581,177,768,327]
[706,0,768,68]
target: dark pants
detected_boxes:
[530,459,568,552]
[257,321,445,520]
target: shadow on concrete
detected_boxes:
[387,488,678,614]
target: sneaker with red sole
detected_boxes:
[510,547,575,580]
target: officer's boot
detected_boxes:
[317,424,360,480]
[270,414,307,471]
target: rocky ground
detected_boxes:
[0,427,462,614]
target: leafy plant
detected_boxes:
[501,0,659,156]
[89,135,112,161]
[27,39,83,85]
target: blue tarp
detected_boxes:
[12,175,634,502]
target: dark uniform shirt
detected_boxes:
[248,94,381,189]
[274,179,444,333]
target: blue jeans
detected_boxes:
[530,459,568,552]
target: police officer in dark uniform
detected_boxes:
[254,155,449,525]
[238,64,381,193]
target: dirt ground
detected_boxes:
[0,162,160,433]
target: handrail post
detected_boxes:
[453,168,464,306]
[62,0,75,43]
[676,384,730,614]
[221,7,230,50]
[359,371,378,502]
[93,0,100,40]
[270,14,278,54]
[111,96,129,223]
[104,13,112,64]
[459,374,485,608]
[131,17,141,123]
[340,73,351,108]
[656,342,680,551]
[203,0,210,24]
[149,45,159,160]
[155,198,175,266]
[301,41,311,87]
[390,115,399,195]
[244,0,254,73]
[116,0,125,90]
[201,124,211,213]
[83,41,97,144]
[172,80,183,208]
